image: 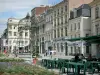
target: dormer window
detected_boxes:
[10,20,12,22]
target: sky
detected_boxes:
[0,0,63,37]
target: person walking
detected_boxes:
[74,54,80,75]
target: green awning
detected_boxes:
[67,35,100,43]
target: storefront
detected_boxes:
[67,35,100,57]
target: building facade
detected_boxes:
[90,0,100,57]
[7,18,19,53]
[44,8,53,53]
[37,8,53,55]
[18,13,31,54]
[52,0,68,56]
[31,5,50,56]
[68,4,91,56]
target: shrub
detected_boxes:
[0,64,58,75]
[0,58,24,62]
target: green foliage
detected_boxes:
[32,46,39,57]
[0,64,58,75]
[0,53,6,57]
[0,58,24,62]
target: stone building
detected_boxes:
[67,4,91,56]
[89,0,100,57]
[7,18,19,53]
[18,13,31,54]
[31,5,50,56]
[52,0,68,56]
[44,8,53,53]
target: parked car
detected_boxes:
[49,50,56,55]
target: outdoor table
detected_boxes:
[46,59,58,69]
[89,61,100,73]
[42,59,48,67]
[57,59,65,69]
[67,62,86,75]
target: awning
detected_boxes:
[67,35,100,43]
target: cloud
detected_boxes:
[0,0,63,37]
[0,0,49,12]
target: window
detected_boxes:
[54,11,56,16]
[54,43,56,50]
[42,37,44,41]
[71,35,72,38]
[86,46,90,54]
[61,43,63,52]
[58,9,59,15]
[14,32,17,36]
[71,47,73,55]
[78,47,81,54]
[57,29,60,37]
[25,32,28,36]
[95,24,99,35]
[78,22,80,29]
[54,30,56,38]
[25,41,28,44]
[79,34,80,37]
[61,7,63,13]
[58,18,59,26]
[10,46,12,50]
[71,24,72,31]
[20,32,23,36]
[65,15,67,23]
[14,46,16,50]
[65,27,67,36]
[61,28,63,37]
[95,7,99,19]
[65,5,67,11]
[43,25,45,33]
[57,43,59,52]
[9,41,12,44]
[10,20,12,22]
[65,43,68,55]
[74,23,76,30]
[9,25,12,29]
[74,46,76,54]
[86,34,89,37]
[75,34,76,38]
[14,26,16,29]
[9,31,12,36]
[61,17,63,24]
[54,22,56,28]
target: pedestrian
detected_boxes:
[88,54,92,61]
[74,54,80,74]
[74,54,80,62]
[45,50,48,56]
[79,54,85,59]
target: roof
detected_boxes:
[89,0,100,6]
[77,4,90,10]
